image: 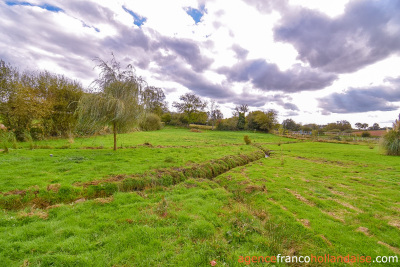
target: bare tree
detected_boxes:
[208,100,223,130]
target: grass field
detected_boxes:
[0,127,399,266]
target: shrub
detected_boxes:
[380,114,400,155]
[244,135,251,145]
[380,130,400,155]
[140,113,162,131]
[361,131,371,137]
[189,124,212,130]
[0,131,17,153]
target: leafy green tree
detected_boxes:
[282,118,301,131]
[246,110,278,132]
[217,117,239,131]
[0,60,19,102]
[140,113,162,131]
[35,71,84,137]
[190,111,208,125]
[325,120,352,132]
[370,123,380,130]
[77,56,145,150]
[0,79,52,140]
[172,93,207,124]
[161,113,172,124]
[142,86,168,116]
[237,112,245,130]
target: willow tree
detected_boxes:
[77,56,145,150]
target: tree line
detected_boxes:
[0,57,391,151]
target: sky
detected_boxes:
[1,0,400,127]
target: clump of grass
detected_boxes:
[380,130,400,155]
[0,131,17,153]
[24,130,34,150]
[155,196,168,217]
[164,156,175,163]
[380,114,400,156]
[244,135,251,145]
[68,132,75,144]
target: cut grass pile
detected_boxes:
[0,127,399,266]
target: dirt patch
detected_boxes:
[285,188,315,207]
[388,220,400,229]
[320,235,333,247]
[184,183,198,188]
[136,191,148,198]
[294,156,349,167]
[47,183,61,192]
[74,174,127,187]
[94,196,114,204]
[335,200,362,213]
[2,189,27,196]
[300,219,311,228]
[356,227,370,236]
[352,130,386,137]
[46,204,63,210]
[19,210,48,219]
[252,210,268,221]
[245,185,267,194]
[74,198,86,204]
[378,241,400,255]
[327,189,346,196]
[323,211,345,223]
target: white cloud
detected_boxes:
[1,0,399,126]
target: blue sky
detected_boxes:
[122,6,146,27]
[1,0,400,126]
[6,1,63,12]
[185,4,206,24]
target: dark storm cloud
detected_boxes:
[157,64,232,99]
[0,3,102,80]
[160,37,213,72]
[153,54,289,109]
[0,1,215,84]
[319,78,400,113]
[284,111,299,117]
[219,59,337,92]
[225,93,286,108]
[274,0,400,73]
[283,103,299,111]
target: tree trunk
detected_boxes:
[113,122,117,151]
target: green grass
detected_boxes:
[14,127,295,149]
[0,145,258,192]
[0,128,399,266]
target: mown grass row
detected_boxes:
[0,149,267,210]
